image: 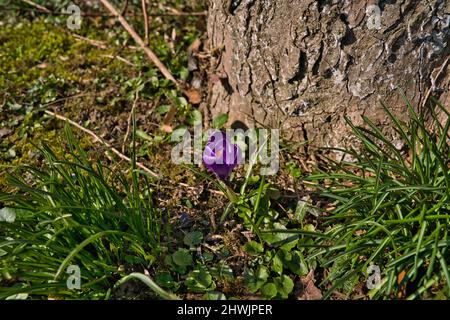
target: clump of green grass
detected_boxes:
[0,125,162,299]
[306,96,450,299]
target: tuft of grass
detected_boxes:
[0,124,162,299]
[305,95,450,299]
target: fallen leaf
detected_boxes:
[397,270,407,298]
[187,38,201,71]
[297,269,322,300]
[188,38,202,53]
[0,128,12,138]
[185,88,202,104]
[162,106,177,131]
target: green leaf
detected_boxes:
[156,105,171,115]
[281,250,308,276]
[261,223,290,245]
[244,241,264,255]
[287,161,302,178]
[177,96,188,108]
[171,126,188,142]
[155,272,179,291]
[179,67,190,81]
[183,231,203,247]
[187,109,202,126]
[204,291,226,300]
[274,275,294,299]
[185,266,216,293]
[212,113,228,129]
[136,129,152,141]
[202,252,214,262]
[261,283,277,299]
[172,249,193,267]
[272,252,283,275]
[244,266,269,293]
[209,264,234,280]
[294,200,308,223]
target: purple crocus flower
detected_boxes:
[202,131,242,180]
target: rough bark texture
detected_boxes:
[205,0,449,150]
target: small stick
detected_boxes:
[20,0,50,13]
[142,0,150,44]
[162,5,206,16]
[155,11,207,16]
[44,110,160,179]
[99,0,179,87]
[101,54,136,67]
[71,33,108,49]
[121,0,129,16]
[0,7,206,17]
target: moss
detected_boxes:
[0,10,205,192]
[0,22,69,89]
[0,19,130,100]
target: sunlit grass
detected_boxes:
[0,124,162,299]
[304,96,450,299]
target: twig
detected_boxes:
[99,0,179,87]
[44,110,160,179]
[0,6,206,17]
[178,183,224,196]
[101,54,136,66]
[41,92,91,107]
[142,0,150,44]
[20,0,50,13]
[156,11,207,16]
[71,33,108,49]
[121,0,129,16]
[162,5,207,16]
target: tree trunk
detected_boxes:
[204,0,449,150]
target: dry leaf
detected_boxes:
[397,270,407,298]
[297,269,323,300]
[185,88,202,104]
[187,38,201,71]
[0,128,12,138]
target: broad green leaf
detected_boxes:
[172,249,193,267]
[261,283,277,299]
[155,272,179,291]
[272,252,283,275]
[244,241,264,255]
[294,200,308,223]
[187,109,202,126]
[156,105,171,115]
[204,291,226,300]
[171,127,188,142]
[274,275,294,299]
[183,231,203,247]
[244,266,269,293]
[261,223,290,245]
[212,113,228,129]
[185,266,216,293]
[136,129,152,141]
[209,264,234,280]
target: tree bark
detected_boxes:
[204,0,449,150]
